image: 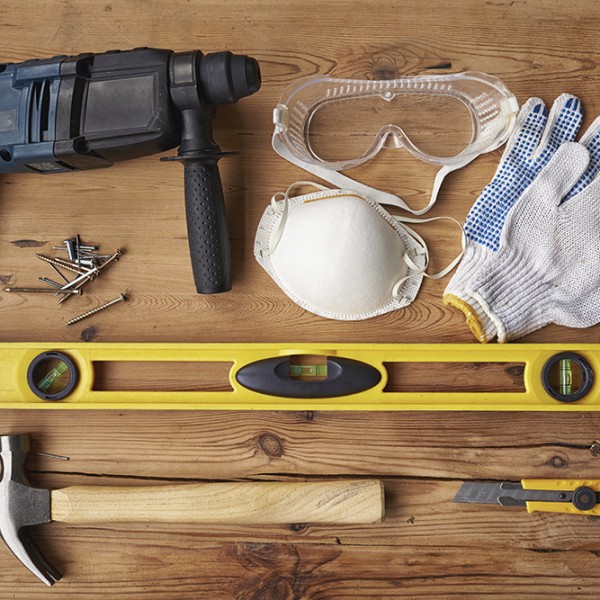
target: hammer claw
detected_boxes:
[13,530,62,586]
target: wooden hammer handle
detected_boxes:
[51,480,384,525]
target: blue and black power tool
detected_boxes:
[0,47,261,294]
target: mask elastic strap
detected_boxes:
[273,131,472,215]
[266,181,331,255]
[391,215,466,298]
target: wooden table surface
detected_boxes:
[2,0,600,597]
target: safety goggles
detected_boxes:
[273,72,519,214]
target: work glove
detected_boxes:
[444,94,584,339]
[457,141,600,342]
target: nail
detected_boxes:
[34,451,70,461]
[4,287,81,294]
[36,255,89,276]
[39,277,63,289]
[97,249,123,273]
[48,261,70,284]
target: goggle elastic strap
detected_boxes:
[272,131,473,216]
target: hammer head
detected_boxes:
[0,434,61,585]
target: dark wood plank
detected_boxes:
[2,532,599,599]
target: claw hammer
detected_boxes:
[0,433,384,585]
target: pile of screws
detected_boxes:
[4,235,127,326]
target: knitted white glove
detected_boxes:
[444,94,584,340]
[460,142,600,342]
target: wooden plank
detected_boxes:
[0,0,599,344]
[8,410,599,480]
[1,532,599,599]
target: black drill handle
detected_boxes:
[183,158,232,294]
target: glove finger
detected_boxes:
[531,94,583,159]
[524,142,590,209]
[464,100,549,250]
[501,97,547,161]
[560,151,600,213]
[563,116,600,202]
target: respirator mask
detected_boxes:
[255,182,464,320]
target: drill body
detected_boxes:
[0,47,261,293]
[0,48,181,173]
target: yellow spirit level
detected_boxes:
[2,342,598,411]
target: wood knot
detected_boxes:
[80,326,98,342]
[230,542,299,570]
[590,442,600,457]
[290,523,307,532]
[506,365,525,377]
[547,455,568,468]
[373,62,399,80]
[11,239,47,248]
[258,433,284,458]
[234,542,279,566]
[245,576,293,600]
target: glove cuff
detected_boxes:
[466,250,555,342]
[444,244,490,297]
[444,289,497,342]
[444,245,498,342]
[443,293,492,343]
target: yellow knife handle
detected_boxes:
[522,479,600,515]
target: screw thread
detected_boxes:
[97,249,123,272]
[36,254,83,275]
[65,294,127,326]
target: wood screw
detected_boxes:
[65,294,127,326]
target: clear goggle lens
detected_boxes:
[307,94,474,163]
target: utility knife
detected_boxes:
[453,480,600,515]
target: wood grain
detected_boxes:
[11,410,600,480]
[1,0,600,597]
[2,530,600,599]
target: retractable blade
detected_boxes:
[453,480,600,515]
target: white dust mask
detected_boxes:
[255,182,464,321]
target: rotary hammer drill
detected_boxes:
[0,47,261,294]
